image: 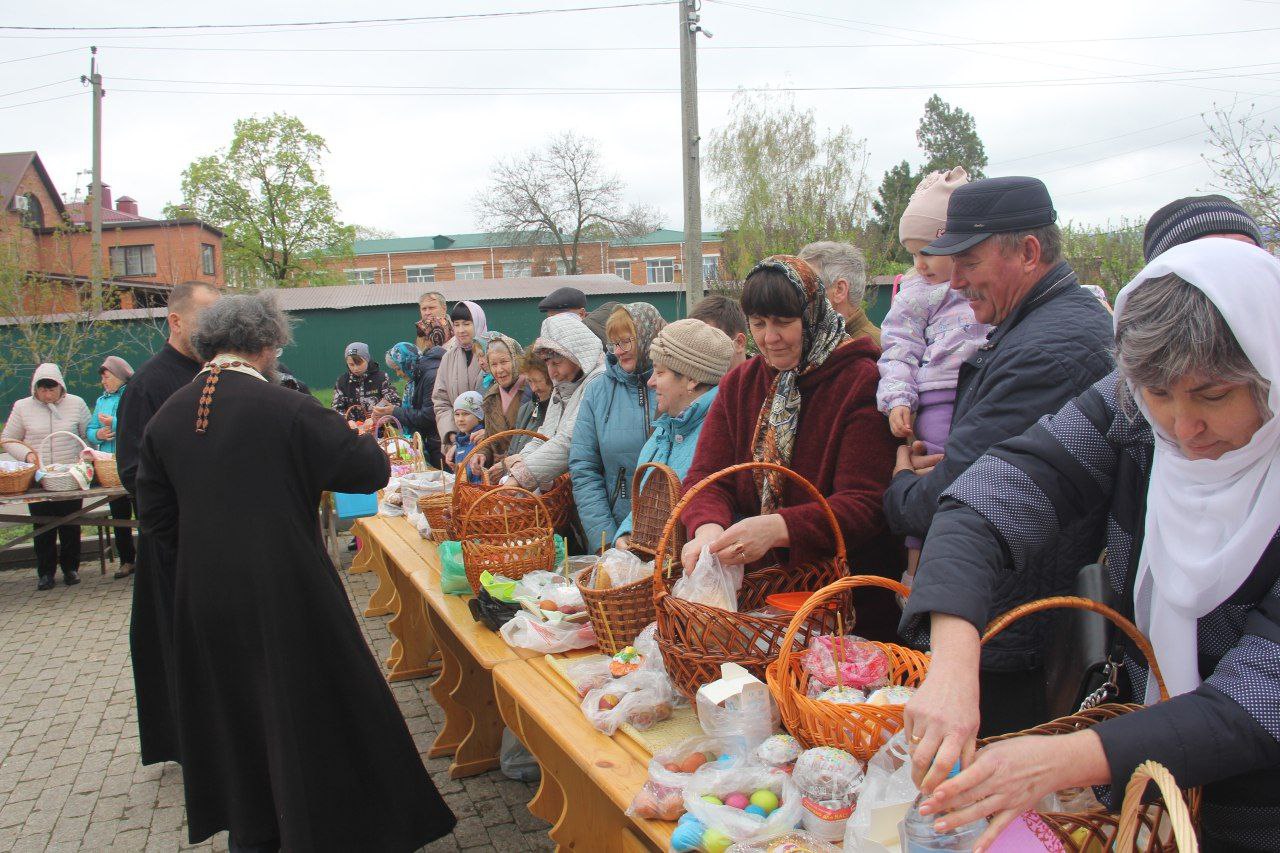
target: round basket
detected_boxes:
[573,463,683,656]
[452,429,575,534]
[417,490,454,542]
[376,416,424,476]
[652,461,851,699]
[978,596,1199,852]
[0,440,38,496]
[459,484,557,595]
[765,574,931,760]
[87,450,120,488]
[37,431,93,492]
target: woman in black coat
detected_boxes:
[387,341,444,468]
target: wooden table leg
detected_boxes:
[423,603,504,778]
[363,542,398,619]
[495,676,564,826]
[384,566,439,682]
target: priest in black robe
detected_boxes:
[136,291,454,852]
[118,280,221,766]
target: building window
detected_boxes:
[454,263,485,280]
[201,243,215,276]
[646,258,675,284]
[702,255,720,282]
[19,193,43,229]
[406,266,436,284]
[345,268,376,285]
[611,260,632,282]
[109,245,157,277]
[502,260,531,278]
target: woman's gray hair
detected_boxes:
[190,290,294,362]
[1115,272,1271,417]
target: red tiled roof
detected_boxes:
[65,201,147,225]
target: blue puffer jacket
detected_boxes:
[87,386,125,454]
[615,387,717,543]
[569,354,657,551]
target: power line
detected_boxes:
[0,47,81,64]
[0,90,86,110]
[0,2,674,31]
[1058,160,1204,197]
[0,78,78,99]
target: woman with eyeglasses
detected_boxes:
[569,302,666,552]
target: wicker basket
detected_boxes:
[765,574,931,760]
[978,596,1199,852]
[1116,762,1198,852]
[573,462,684,656]
[87,450,120,488]
[452,429,575,535]
[652,462,851,699]
[37,431,94,492]
[0,440,38,496]
[459,485,557,595]
[417,490,455,542]
[376,416,425,476]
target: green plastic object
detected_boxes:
[439,535,568,597]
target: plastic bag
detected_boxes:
[754,733,803,771]
[581,670,676,735]
[680,764,803,848]
[585,548,652,589]
[629,735,747,821]
[499,728,541,783]
[843,733,916,852]
[803,635,890,692]
[672,546,744,611]
[695,675,781,753]
[564,657,614,698]
[500,611,597,654]
[793,747,865,842]
[723,831,842,852]
[439,541,471,595]
[512,569,573,601]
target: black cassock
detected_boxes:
[119,342,202,766]
[137,370,454,850]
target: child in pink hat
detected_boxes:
[877,166,990,584]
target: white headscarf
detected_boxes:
[1113,238,1280,702]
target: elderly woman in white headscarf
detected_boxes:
[898,238,1280,851]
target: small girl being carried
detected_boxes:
[877,166,990,582]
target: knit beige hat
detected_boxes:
[649,319,734,386]
[899,166,969,245]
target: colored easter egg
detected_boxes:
[664,762,682,773]
[678,811,700,825]
[749,789,779,814]
[702,828,733,853]
[744,804,768,818]
[723,793,750,810]
[700,795,723,807]
[669,822,703,852]
[679,752,708,773]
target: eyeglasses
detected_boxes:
[610,338,636,353]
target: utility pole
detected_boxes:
[678,0,708,313]
[82,46,104,312]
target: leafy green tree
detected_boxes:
[916,95,988,179]
[171,113,354,287]
[706,91,872,279]
[1060,218,1146,299]
[869,160,917,267]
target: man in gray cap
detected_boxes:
[886,176,1114,737]
[538,286,615,347]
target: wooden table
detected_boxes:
[0,485,134,574]
[494,656,675,852]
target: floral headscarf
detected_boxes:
[385,342,420,401]
[616,302,667,374]
[416,316,452,349]
[748,255,850,513]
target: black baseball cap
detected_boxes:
[537,286,587,313]
[922,176,1058,256]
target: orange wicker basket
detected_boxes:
[0,440,38,496]
[978,596,1199,852]
[765,574,931,760]
[653,462,851,699]
[452,429,575,535]
[459,484,557,595]
[574,462,684,656]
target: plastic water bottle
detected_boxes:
[898,765,987,852]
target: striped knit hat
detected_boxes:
[1143,195,1263,262]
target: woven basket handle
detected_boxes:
[773,574,913,699]
[459,484,552,538]
[344,404,365,421]
[632,461,680,507]
[982,595,1168,701]
[458,428,548,486]
[3,439,39,467]
[1115,761,1198,852]
[652,461,845,594]
[374,415,404,440]
[38,430,91,462]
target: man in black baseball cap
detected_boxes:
[887,175,1115,737]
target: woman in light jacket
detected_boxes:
[2,363,91,590]
[432,300,488,468]
[87,356,137,579]
[570,303,666,551]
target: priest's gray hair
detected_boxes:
[190,291,294,363]
[1115,272,1270,418]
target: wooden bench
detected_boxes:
[494,656,675,852]
[348,516,398,618]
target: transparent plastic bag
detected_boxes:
[672,546,744,611]
[629,735,747,820]
[681,764,802,847]
[586,548,653,589]
[724,831,842,852]
[499,728,540,783]
[499,611,597,653]
[564,657,614,698]
[843,733,916,852]
[695,677,780,753]
[581,670,676,735]
[793,747,865,842]
[754,733,803,771]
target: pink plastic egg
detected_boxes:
[723,792,750,810]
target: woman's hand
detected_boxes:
[710,514,788,565]
[919,732,1109,851]
[895,441,944,477]
[614,535,630,551]
[889,406,914,439]
[472,428,486,443]
[97,429,114,441]
[444,444,456,466]
[99,414,113,426]
[681,524,725,572]
[467,453,486,478]
[904,614,983,794]
[371,403,393,417]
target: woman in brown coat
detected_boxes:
[474,333,531,470]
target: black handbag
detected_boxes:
[1042,561,1126,718]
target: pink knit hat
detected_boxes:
[899,166,969,245]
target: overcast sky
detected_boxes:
[2,0,1277,237]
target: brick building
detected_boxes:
[0,151,224,310]
[330,228,724,287]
